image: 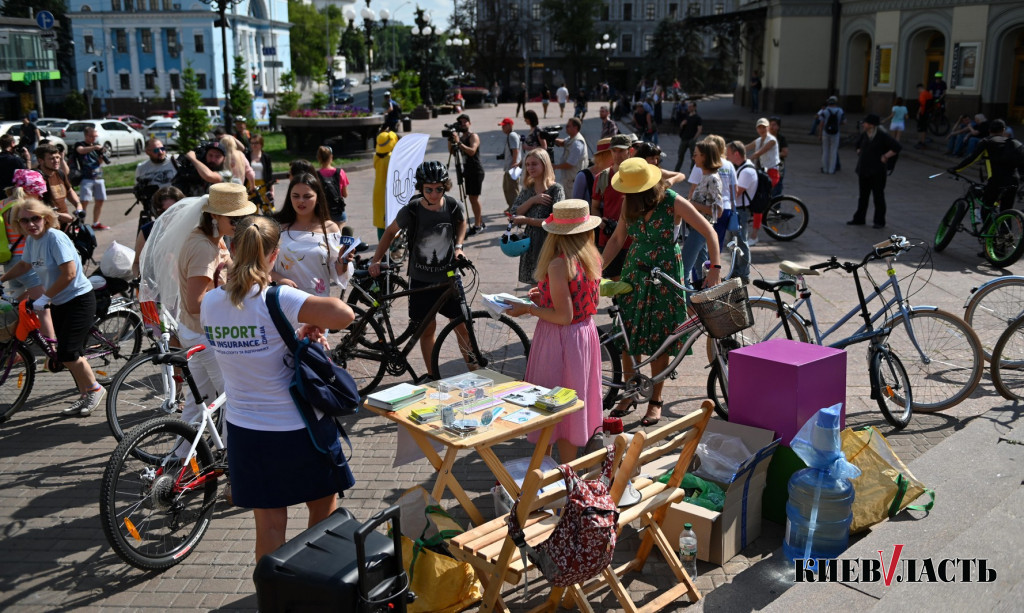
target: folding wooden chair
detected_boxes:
[597,400,715,612]
[447,433,646,612]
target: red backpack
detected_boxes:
[506,446,619,591]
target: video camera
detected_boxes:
[541,125,563,145]
[441,122,466,140]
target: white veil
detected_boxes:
[138,195,208,325]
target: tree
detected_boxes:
[273,71,301,116]
[540,0,603,89]
[647,18,709,94]
[391,69,422,111]
[287,0,346,81]
[62,90,88,119]
[229,55,253,128]
[177,64,210,152]
[471,0,527,92]
[338,22,367,73]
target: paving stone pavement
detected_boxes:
[0,96,1019,611]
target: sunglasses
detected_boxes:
[151,147,166,153]
[18,215,42,225]
[423,186,445,194]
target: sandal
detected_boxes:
[609,400,636,418]
[640,400,663,427]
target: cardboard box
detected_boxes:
[728,339,847,446]
[655,420,780,565]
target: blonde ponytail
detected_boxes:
[223,216,280,307]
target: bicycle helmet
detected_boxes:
[415,160,450,190]
[500,221,531,257]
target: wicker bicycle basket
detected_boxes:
[0,300,18,342]
[690,278,754,339]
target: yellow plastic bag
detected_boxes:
[841,426,934,533]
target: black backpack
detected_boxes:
[824,109,840,135]
[321,167,346,218]
[64,217,97,263]
[66,143,84,187]
[739,162,774,214]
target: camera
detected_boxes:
[496,153,505,161]
[100,152,111,165]
[602,217,617,236]
[441,122,465,140]
[541,126,563,145]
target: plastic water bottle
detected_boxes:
[679,523,698,579]
[783,409,855,562]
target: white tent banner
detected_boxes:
[385,133,430,225]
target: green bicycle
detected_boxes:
[934,172,1024,267]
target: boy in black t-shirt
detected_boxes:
[369,161,468,376]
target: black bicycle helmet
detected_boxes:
[415,160,450,189]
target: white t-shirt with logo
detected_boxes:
[200,284,309,431]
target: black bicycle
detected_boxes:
[331,257,530,395]
[934,172,1024,267]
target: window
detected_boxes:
[601,4,609,21]
[167,30,179,57]
[715,3,724,15]
[125,0,134,10]
[552,38,563,52]
[531,2,541,20]
[508,4,519,19]
[119,73,131,89]
[623,3,632,20]
[644,34,654,52]
[196,72,207,90]
[115,30,127,53]
[112,0,121,10]
[163,0,172,9]
[144,72,156,88]
[669,3,678,18]
[141,29,152,53]
[530,35,541,53]
[169,72,181,90]
[150,0,158,9]
[84,35,95,54]
[646,3,656,20]
[621,33,633,53]
[688,4,701,16]
[194,33,204,53]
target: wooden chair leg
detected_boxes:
[602,567,640,613]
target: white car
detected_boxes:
[63,120,145,156]
[36,117,68,130]
[0,122,67,151]
[146,119,180,148]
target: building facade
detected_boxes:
[68,0,292,116]
[0,17,61,119]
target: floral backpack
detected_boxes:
[506,446,619,593]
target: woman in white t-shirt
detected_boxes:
[272,173,349,297]
[201,215,355,560]
[679,140,724,287]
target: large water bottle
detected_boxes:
[679,523,698,579]
[783,405,858,562]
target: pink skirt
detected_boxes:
[525,317,603,447]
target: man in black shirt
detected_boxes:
[449,114,485,235]
[848,114,901,229]
[674,101,702,172]
[950,119,1021,212]
[18,116,40,160]
[0,134,26,193]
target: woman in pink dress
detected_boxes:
[506,199,603,462]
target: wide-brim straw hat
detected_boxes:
[593,137,613,160]
[202,183,256,216]
[611,158,661,194]
[542,199,602,235]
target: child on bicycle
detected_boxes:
[368,160,468,377]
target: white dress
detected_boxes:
[274,227,346,297]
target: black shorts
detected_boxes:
[464,171,485,196]
[51,290,96,362]
[409,277,463,324]
[916,114,929,133]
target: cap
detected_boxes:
[827,95,838,104]
[934,71,943,78]
[863,113,881,126]
[609,134,632,150]
[498,117,514,127]
[755,117,769,127]
[384,90,391,96]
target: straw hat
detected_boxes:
[611,158,661,194]
[376,130,397,154]
[541,200,602,235]
[202,182,256,216]
[593,137,613,160]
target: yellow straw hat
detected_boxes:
[611,158,661,194]
[541,200,602,235]
[376,130,397,154]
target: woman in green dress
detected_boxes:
[600,158,721,426]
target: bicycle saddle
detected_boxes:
[152,350,191,368]
[779,260,820,276]
[599,279,633,297]
[753,278,796,293]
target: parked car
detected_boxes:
[35,117,68,129]
[63,120,145,156]
[146,119,180,148]
[148,109,178,119]
[110,115,146,131]
[331,88,354,105]
[40,119,70,138]
[0,122,67,151]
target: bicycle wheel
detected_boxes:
[761,196,808,242]
[599,325,622,410]
[934,200,966,252]
[346,274,414,346]
[884,309,983,412]
[707,360,729,420]
[87,310,144,383]
[870,349,912,429]
[991,314,1024,402]
[330,305,388,396]
[99,416,219,571]
[0,343,35,423]
[964,276,1024,361]
[106,353,185,442]
[982,209,1024,268]
[929,113,951,137]
[747,297,810,343]
[431,310,530,381]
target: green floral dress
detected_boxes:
[619,189,685,356]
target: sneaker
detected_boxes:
[92,223,110,230]
[748,237,759,246]
[78,386,106,416]
[61,394,90,416]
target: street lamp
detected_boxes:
[410,10,436,107]
[444,28,471,80]
[594,34,617,97]
[344,0,388,112]
[199,0,245,132]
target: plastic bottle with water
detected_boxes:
[783,405,860,562]
[679,523,698,579]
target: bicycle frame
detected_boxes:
[166,346,227,460]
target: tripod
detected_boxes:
[446,135,468,205]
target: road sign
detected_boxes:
[40,30,57,40]
[36,11,55,30]
[43,41,59,51]
[262,46,276,56]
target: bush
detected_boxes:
[391,70,422,110]
[310,91,330,109]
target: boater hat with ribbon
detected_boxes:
[541,199,602,235]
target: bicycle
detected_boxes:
[736,236,982,413]
[963,275,1024,361]
[760,194,809,242]
[249,179,278,216]
[991,313,1024,402]
[928,99,952,137]
[345,251,413,347]
[99,345,228,571]
[0,289,144,423]
[734,243,914,429]
[330,257,530,395]
[933,172,1024,267]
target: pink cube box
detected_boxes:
[728,339,846,446]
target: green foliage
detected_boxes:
[310,91,330,109]
[540,0,602,88]
[391,70,422,110]
[339,23,367,73]
[177,64,210,152]
[646,18,709,94]
[273,71,301,118]
[288,0,347,81]
[62,90,88,120]
[230,55,254,127]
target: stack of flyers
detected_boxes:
[409,407,440,423]
[534,386,578,412]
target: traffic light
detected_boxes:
[99,61,105,72]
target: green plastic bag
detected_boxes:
[658,470,726,512]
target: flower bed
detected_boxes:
[278,108,384,157]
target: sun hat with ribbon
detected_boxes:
[593,137,613,160]
[202,182,256,216]
[541,199,602,235]
[12,169,47,199]
[611,157,662,194]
